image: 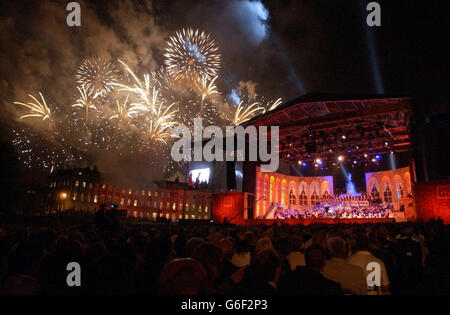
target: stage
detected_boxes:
[242,218,395,226]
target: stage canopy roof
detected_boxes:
[243,93,412,165]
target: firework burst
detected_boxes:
[146,102,179,144]
[164,28,221,82]
[75,58,120,98]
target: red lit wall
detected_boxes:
[212,192,245,225]
[414,180,450,223]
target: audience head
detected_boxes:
[158,258,208,294]
[327,237,348,259]
[185,237,205,257]
[288,234,303,253]
[192,242,223,283]
[251,248,281,284]
[305,244,326,271]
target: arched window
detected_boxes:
[371,186,380,198]
[322,189,330,199]
[299,188,308,206]
[383,186,393,202]
[289,189,296,206]
[397,184,404,199]
[311,190,320,205]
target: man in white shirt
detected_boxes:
[346,234,390,294]
[323,237,367,295]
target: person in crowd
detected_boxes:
[158,258,208,295]
[323,236,367,295]
[234,249,281,294]
[286,234,305,271]
[346,233,390,294]
[280,244,343,295]
[192,242,224,292]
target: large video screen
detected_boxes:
[189,168,210,184]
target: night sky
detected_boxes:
[0,0,448,184]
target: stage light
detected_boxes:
[356,146,359,149]
[338,155,344,162]
[315,158,322,164]
[385,142,389,145]
[287,154,290,158]
[375,155,381,159]
[60,192,67,200]
[390,151,394,155]
[314,164,318,168]
[329,149,333,152]
[364,153,368,158]
[372,158,376,162]
[298,160,302,165]
[302,162,307,167]
[342,135,346,139]
[347,149,351,153]
[353,160,357,164]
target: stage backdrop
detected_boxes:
[255,166,334,218]
[365,166,414,217]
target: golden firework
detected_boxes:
[14,92,52,121]
[72,86,97,125]
[231,100,264,125]
[109,95,133,120]
[146,102,179,144]
[164,28,221,82]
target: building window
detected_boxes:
[82,181,86,188]
[148,191,152,197]
[75,181,79,187]
[120,198,124,206]
[141,190,145,196]
[384,186,393,202]
[311,190,319,205]
[371,186,380,198]
[134,200,138,207]
[94,194,98,203]
[205,206,208,212]
[172,203,176,210]
[289,190,296,206]
[80,193,85,202]
[299,188,308,206]
[128,189,132,194]
[73,192,77,201]
[397,184,404,199]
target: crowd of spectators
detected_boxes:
[0,213,448,295]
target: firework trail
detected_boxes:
[229,100,264,125]
[195,75,218,115]
[109,94,133,120]
[164,28,221,82]
[72,86,98,126]
[264,98,282,112]
[75,58,120,98]
[14,92,52,122]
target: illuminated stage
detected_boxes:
[211,95,422,225]
[243,218,395,226]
